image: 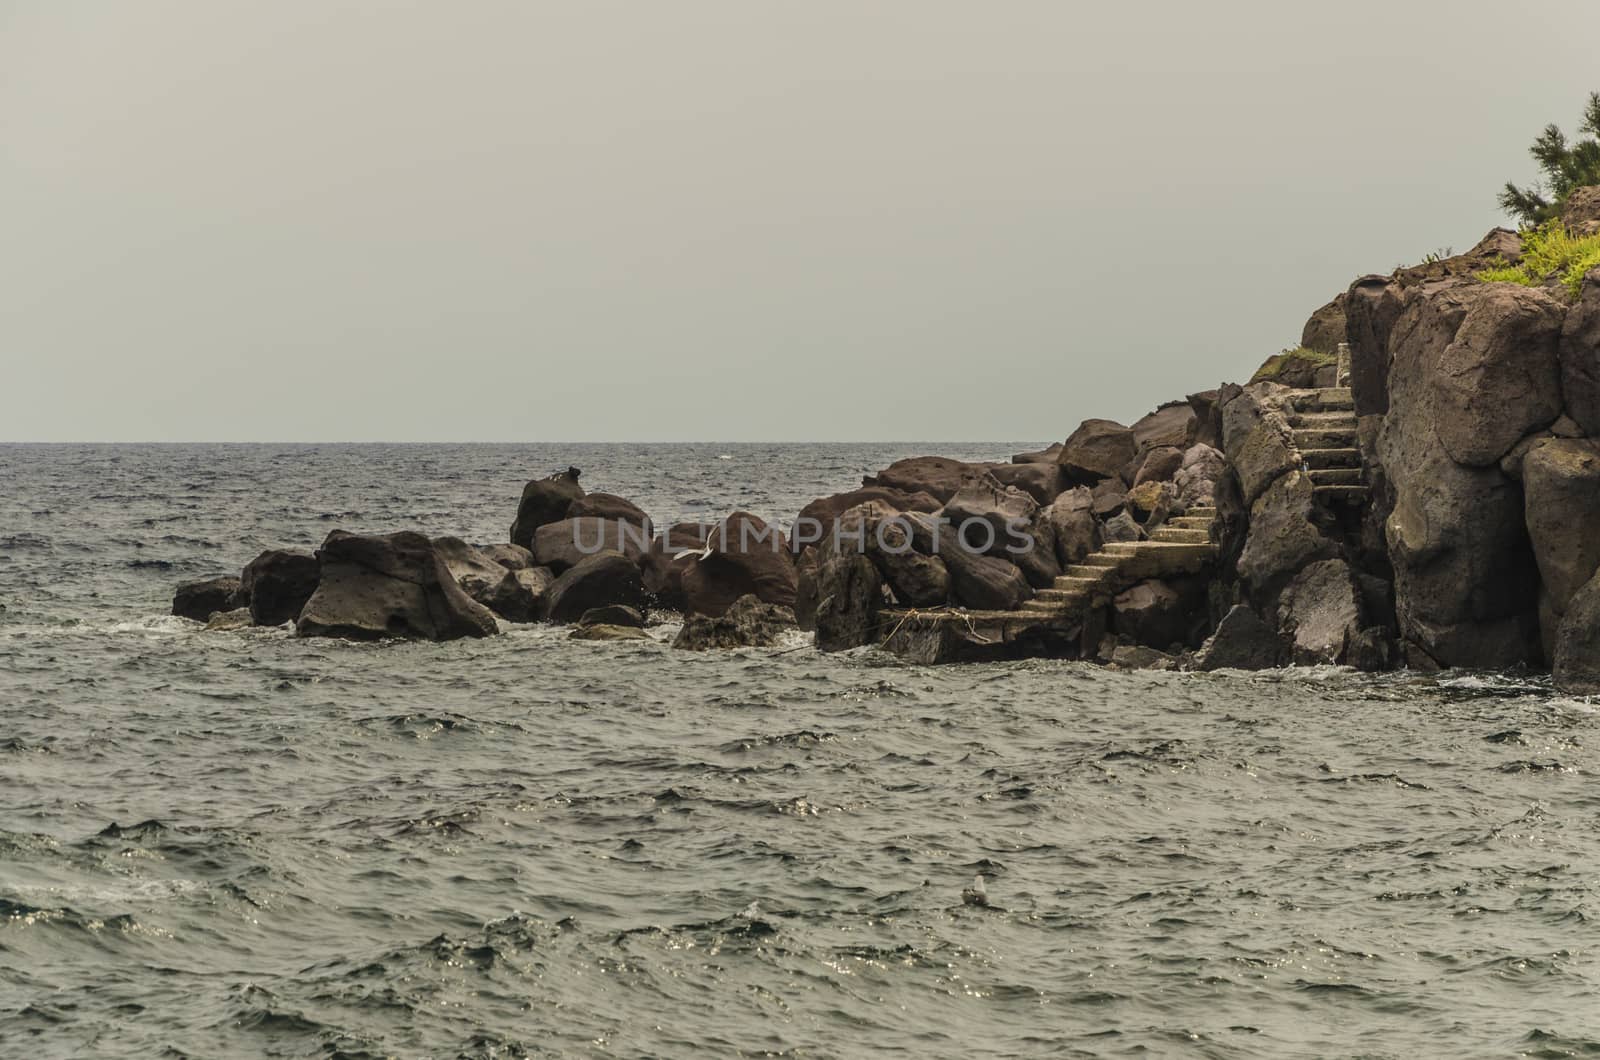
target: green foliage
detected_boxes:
[1500,92,1600,225]
[1476,220,1600,298]
[1250,346,1337,384]
[1418,247,1455,265]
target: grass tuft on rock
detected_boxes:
[1477,220,1600,298]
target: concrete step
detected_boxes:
[1050,575,1106,592]
[1149,527,1211,544]
[1290,387,1353,412]
[1302,447,1361,469]
[1062,564,1112,581]
[1313,484,1369,504]
[1101,540,1216,559]
[1309,467,1363,486]
[1082,553,1120,568]
[1289,411,1358,429]
[1167,517,1214,531]
[1021,598,1077,614]
[1294,427,1357,450]
[1185,507,1218,520]
[1028,588,1088,605]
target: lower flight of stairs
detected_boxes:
[1019,506,1218,616]
[1288,386,1367,505]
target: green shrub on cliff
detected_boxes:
[1477,221,1600,298]
[1499,92,1600,226]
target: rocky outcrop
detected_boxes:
[1235,471,1328,600]
[1344,274,1401,417]
[1220,385,1296,505]
[545,552,647,624]
[297,531,500,641]
[509,468,584,551]
[1564,186,1600,234]
[1040,487,1099,566]
[171,576,241,622]
[1058,419,1135,482]
[681,512,796,617]
[241,550,320,627]
[673,594,797,651]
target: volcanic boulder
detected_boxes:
[1058,419,1136,482]
[171,576,241,622]
[241,549,320,627]
[510,468,585,551]
[545,552,647,624]
[680,512,797,617]
[297,531,499,641]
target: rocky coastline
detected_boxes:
[172,190,1600,691]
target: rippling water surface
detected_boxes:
[2,444,1599,1058]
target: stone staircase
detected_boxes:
[1019,506,1218,616]
[1288,387,1367,505]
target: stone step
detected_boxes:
[1062,564,1112,581]
[1167,517,1214,531]
[1293,427,1357,450]
[1289,411,1358,429]
[1082,553,1120,568]
[1021,598,1077,614]
[1312,484,1369,504]
[1185,507,1217,519]
[1301,447,1361,470]
[1050,576,1106,592]
[1290,387,1353,412]
[1028,588,1088,605]
[1309,467,1363,486]
[1101,541,1216,559]
[1148,527,1210,544]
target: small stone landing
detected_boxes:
[1289,387,1366,505]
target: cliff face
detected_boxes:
[1331,197,1600,682]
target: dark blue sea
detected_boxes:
[2,443,1598,1058]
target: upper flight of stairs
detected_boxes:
[1288,387,1367,505]
[1019,506,1218,616]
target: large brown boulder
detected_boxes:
[1344,275,1403,417]
[476,543,536,571]
[675,594,797,650]
[793,487,940,551]
[862,456,984,503]
[1522,439,1600,615]
[1131,403,1198,458]
[1040,487,1099,566]
[1110,579,1202,649]
[171,576,241,622]
[1173,444,1224,510]
[1220,385,1296,506]
[1188,389,1222,449]
[1300,292,1348,354]
[433,536,543,621]
[567,493,651,529]
[297,531,499,640]
[1193,604,1289,671]
[640,522,708,609]
[849,505,950,607]
[533,517,651,573]
[813,546,883,652]
[509,468,584,551]
[1425,283,1565,467]
[1058,419,1135,482]
[939,471,1038,555]
[1236,471,1329,600]
[545,552,646,624]
[241,549,320,627]
[943,548,1030,611]
[1277,558,1364,665]
[681,512,796,617]
[986,461,1065,505]
[1559,271,1600,434]
[1554,570,1600,692]
[1133,446,1184,486]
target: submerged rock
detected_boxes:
[203,607,253,631]
[297,531,499,641]
[673,594,797,651]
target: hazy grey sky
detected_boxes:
[3,1,1597,441]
